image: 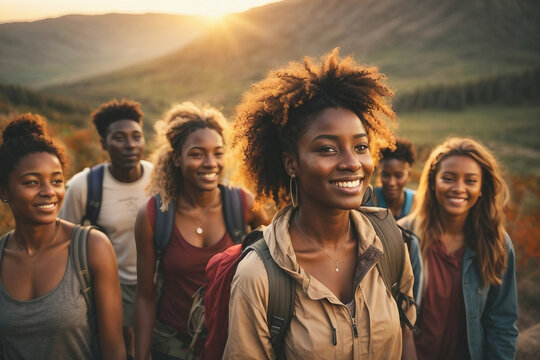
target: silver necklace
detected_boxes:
[294,214,350,272]
[181,191,219,236]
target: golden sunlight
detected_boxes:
[0,0,282,23]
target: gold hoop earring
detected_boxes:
[289,175,299,208]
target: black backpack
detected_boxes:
[81,164,106,228]
[149,184,249,357]
[152,183,248,276]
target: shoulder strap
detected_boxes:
[0,231,13,256]
[153,194,176,255]
[70,225,94,313]
[361,208,404,298]
[219,184,248,244]
[82,164,106,226]
[244,234,294,360]
[361,208,419,333]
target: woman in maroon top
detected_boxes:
[399,137,518,360]
[133,102,268,360]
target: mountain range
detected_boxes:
[0,13,212,87]
[42,0,540,117]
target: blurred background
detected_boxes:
[0,0,539,356]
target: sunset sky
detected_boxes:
[0,0,282,23]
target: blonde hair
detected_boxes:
[146,102,229,210]
[410,137,510,286]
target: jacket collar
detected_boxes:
[263,206,385,302]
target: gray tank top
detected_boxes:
[0,234,100,359]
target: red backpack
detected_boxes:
[197,208,418,359]
[201,230,294,360]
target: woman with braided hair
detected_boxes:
[224,49,417,359]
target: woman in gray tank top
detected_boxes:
[0,114,125,359]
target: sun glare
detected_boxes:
[0,0,282,23]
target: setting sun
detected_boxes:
[0,0,282,23]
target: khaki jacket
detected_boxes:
[223,206,416,359]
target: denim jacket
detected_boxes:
[409,233,518,360]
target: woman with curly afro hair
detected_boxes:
[0,114,125,359]
[134,102,268,360]
[224,49,417,359]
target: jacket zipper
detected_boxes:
[352,318,358,337]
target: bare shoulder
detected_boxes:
[239,187,271,227]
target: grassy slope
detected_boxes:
[46,0,540,119]
[396,105,540,176]
[0,13,212,87]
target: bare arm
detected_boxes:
[88,229,126,360]
[134,204,157,360]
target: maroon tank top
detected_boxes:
[147,196,241,337]
[415,239,470,360]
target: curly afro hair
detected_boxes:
[146,102,229,210]
[91,98,143,139]
[380,138,416,165]
[232,48,396,208]
[0,113,67,186]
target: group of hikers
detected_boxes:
[0,49,518,359]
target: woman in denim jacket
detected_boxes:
[399,137,518,360]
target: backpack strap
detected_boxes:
[360,207,419,334]
[70,225,94,313]
[243,232,294,360]
[82,164,106,226]
[153,194,176,255]
[219,184,248,244]
[152,194,175,290]
[0,231,13,256]
[361,208,404,298]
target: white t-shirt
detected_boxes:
[59,160,153,284]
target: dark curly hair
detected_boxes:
[380,138,416,165]
[0,113,67,187]
[146,102,229,210]
[232,48,396,207]
[92,98,143,139]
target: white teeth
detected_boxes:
[448,198,466,205]
[38,204,55,209]
[333,180,360,188]
[201,173,217,180]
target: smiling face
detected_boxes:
[284,107,374,211]
[434,155,483,220]
[379,158,411,201]
[101,119,145,171]
[0,152,65,225]
[174,127,225,192]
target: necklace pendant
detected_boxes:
[196,227,203,235]
[335,266,339,272]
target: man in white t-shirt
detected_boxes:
[60,99,152,359]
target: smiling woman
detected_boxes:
[0,114,125,359]
[401,137,518,359]
[224,48,417,359]
[134,102,268,360]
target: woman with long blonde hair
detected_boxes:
[400,137,518,360]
